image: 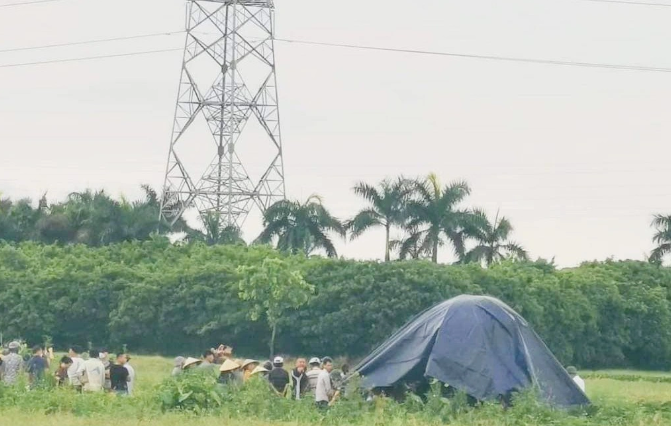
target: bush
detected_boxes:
[2,242,671,369]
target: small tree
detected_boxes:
[237,258,314,357]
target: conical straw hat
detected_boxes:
[250,365,269,375]
[219,358,241,372]
[182,357,202,369]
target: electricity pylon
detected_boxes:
[160,0,285,230]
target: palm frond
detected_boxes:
[441,180,471,207]
[352,182,383,206]
[652,214,671,229]
[462,245,489,265]
[503,242,529,261]
[306,221,338,258]
[398,231,423,260]
[346,209,383,240]
[649,243,671,264]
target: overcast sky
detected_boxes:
[1,0,670,266]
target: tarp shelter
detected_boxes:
[355,295,589,408]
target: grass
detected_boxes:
[2,354,671,425]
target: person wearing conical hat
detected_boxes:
[182,357,202,370]
[218,359,241,385]
[241,359,259,382]
[250,364,269,379]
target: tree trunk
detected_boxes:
[384,224,391,262]
[432,239,438,263]
[270,323,277,358]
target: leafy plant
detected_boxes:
[238,258,315,356]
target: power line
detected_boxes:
[0,47,181,69]
[0,0,60,7]
[0,31,185,54]
[274,38,671,74]
[2,36,671,74]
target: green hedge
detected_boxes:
[1,241,670,369]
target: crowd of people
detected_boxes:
[0,342,136,395]
[0,340,586,408]
[174,345,349,408]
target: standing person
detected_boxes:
[172,357,185,377]
[250,364,269,379]
[83,349,105,392]
[99,348,112,392]
[67,345,85,391]
[567,366,586,392]
[241,359,259,382]
[26,346,49,388]
[268,356,290,395]
[198,350,216,371]
[290,358,309,400]
[54,356,73,386]
[218,359,241,385]
[213,345,234,364]
[110,353,130,396]
[306,357,322,392]
[0,341,24,385]
[125,355,136,396]
[315,357,335,409]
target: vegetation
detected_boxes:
[256,195,346,258]
[650,214,671,264]
[2,174,530,263]
[238,258,314,357]
[1,242,670,369]
[347,177,410,261]
[0,186,179,245]
[462,210,528,266]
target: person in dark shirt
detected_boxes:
[109,353,130,396]
[26,346,48,388]
[55,356,73,386]
[268,356,290,395]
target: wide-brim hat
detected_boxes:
[241,359,258,369]
[251,365,269,375]
[8,341,20,350]
[219,358,241,372]
[183,357,202,369]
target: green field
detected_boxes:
[1,355,671,426]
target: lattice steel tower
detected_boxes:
[161,0,285,229]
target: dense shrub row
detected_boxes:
[1,241,670,369]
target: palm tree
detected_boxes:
[462,209,528,266]
[650,215,671,264]
[347,177,411,261]
[390,226,431,260]
[401,174,473,263]
[189,212,246,245]
[256,195,345,257]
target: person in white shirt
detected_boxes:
[566,366,585,392]
[306,357,322,392]
[315,357,335,408]
[125,355,136,395]
[67,345,85,390]
[82,349,105,392]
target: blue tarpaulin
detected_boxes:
[355,295,589,408]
